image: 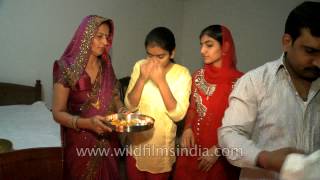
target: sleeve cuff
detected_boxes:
[226,144,262,168]
[124,96,139,112]
[166,103,185,122]
[241,147,262,168]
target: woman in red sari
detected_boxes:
[52,15,124,180]
[174,25,242,180]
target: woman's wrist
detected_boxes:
[183,127,192,132]
[76,117,91,130]
[138,75,148,84]
[154,76,166,87]
[208,145,221,157]
[70,115,80,131]
[118,106,128,113]
[183,124,192,130]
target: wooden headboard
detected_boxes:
[0,80,42,105]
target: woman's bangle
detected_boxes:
[71,115,80,131]
[118,106,128,113]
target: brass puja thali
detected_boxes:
[104,113,155,133]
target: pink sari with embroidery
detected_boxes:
[53,15,120,180]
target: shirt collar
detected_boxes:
[273,53,286,76]
[274,53,320,91]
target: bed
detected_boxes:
[0,80,62,179]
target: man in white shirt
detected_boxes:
[218,1,320,179]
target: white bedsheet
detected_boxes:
[0,101,61,150]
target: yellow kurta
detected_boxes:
[125,59,192,173]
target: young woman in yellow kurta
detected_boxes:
[125,27,191,179]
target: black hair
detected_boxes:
[145,27,176,62]
[285,1,320,43]
[199,25,223,46]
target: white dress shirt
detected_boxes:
[218,55,320,180]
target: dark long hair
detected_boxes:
[199,25,223,46]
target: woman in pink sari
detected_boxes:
[52,15,124,180]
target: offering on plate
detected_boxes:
[104,113,155,133]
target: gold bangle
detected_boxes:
[118,106,128,113]
[71,115,80,131]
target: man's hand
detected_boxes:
[257,147,304,172]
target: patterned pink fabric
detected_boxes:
[53,15,120,180]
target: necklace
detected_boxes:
[90,64,102,110]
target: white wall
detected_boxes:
[180,0,305,73]
[0,0,184,107]
[0,0,308,107]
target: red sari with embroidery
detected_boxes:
[53,15,120,180]
[174,26,242,180]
